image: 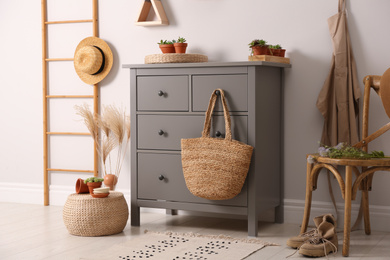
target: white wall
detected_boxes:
[1,0,390,229]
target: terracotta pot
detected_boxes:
[87,182,102,194]
[104,174,118,191]
[173,43,188,53]
[75,178,89,194]
[271,48,281,56]
[279,49,286,57]
[159,44,175,53]
[251,45,268,55]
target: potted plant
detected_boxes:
[173,37,188,53]
[75,178,89,194]
[158,39,175,53]
[278,44,286,57]
[268,44,281,56]
[249,39,268,56]
[75,104,131,191]
[84,177,104,194]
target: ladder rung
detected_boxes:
[47,132,91,136]
[47,168,94,173]
[45,58,73,61]
[45,19,94,24]
[47,95,94,99]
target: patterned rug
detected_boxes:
[81,230,275,260]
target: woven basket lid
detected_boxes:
[74,37,113,85]
[145,53,208,64]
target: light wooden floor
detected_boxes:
[1,202,390,259]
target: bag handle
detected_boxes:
[339,0,345,12]
[201,89,232,141]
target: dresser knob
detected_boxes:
[158,175,165,181]
[158,90,164,96]
[158,129,165,135]
[215,131,222,137]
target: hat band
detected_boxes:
[92,46,105,75]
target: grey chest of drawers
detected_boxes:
[123,61,290,236]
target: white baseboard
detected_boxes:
[0,182,130,206]
[284,198,390,232]
[1,182,389,232]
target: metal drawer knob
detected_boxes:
[158,90,164,96]
[215,131,222,137]
[158,129,164,135]
[158,175,165,181]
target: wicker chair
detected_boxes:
[300,68,390,256]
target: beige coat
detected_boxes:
[316,0,361,146]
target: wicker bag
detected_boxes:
[181,89,253,200]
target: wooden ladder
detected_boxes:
[41,0,99,205]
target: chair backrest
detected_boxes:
[359,68,390,151]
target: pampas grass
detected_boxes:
[75,104,130,179]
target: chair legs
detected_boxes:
[300,163,373,257]
[362,189,371,235]
[342,166,353,257]
[300,161,313,234]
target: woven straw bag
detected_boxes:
[181,89,253,200]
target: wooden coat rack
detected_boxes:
[41,0,99,205]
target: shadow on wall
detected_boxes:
[99,40,118,87]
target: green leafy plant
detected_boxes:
[158,40,173,45]
[274,44,282,49]
[317,142,385,159]
[84,177,104,184]
[248,39,268,48]
[177,37,186,43]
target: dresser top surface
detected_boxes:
[122,60,291,69]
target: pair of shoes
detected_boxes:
[287,214,338,257]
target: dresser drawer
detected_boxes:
[137,115,248,150]
[137,153,247,206]
[192,75,248,112]
[137,76,189,111]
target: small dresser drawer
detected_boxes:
[137,76,189,111]
[137,153,247,206]
[192,75,248,112]
[137,115,248,150]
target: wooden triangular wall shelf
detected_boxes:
[135,0,169,26]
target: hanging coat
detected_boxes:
[316,0,361,147]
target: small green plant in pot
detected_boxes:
[268,44,280,56]
[84,177,104,194]
[158,39,175,53]
[275,44,286,57]
[173,37,188,53]
[249,39,268,56]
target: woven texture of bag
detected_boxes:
[181,89,253,200]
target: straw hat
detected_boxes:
[74,37,113,85]
[380,67,390,118]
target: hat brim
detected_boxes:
[74,37,113,85]
[379,68,390,118]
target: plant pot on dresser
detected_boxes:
[123,61,291,237]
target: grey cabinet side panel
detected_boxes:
[255,66,282,212]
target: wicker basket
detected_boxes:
[63,192,129,237]
[145,53,208,64]
[181,89,253,200]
